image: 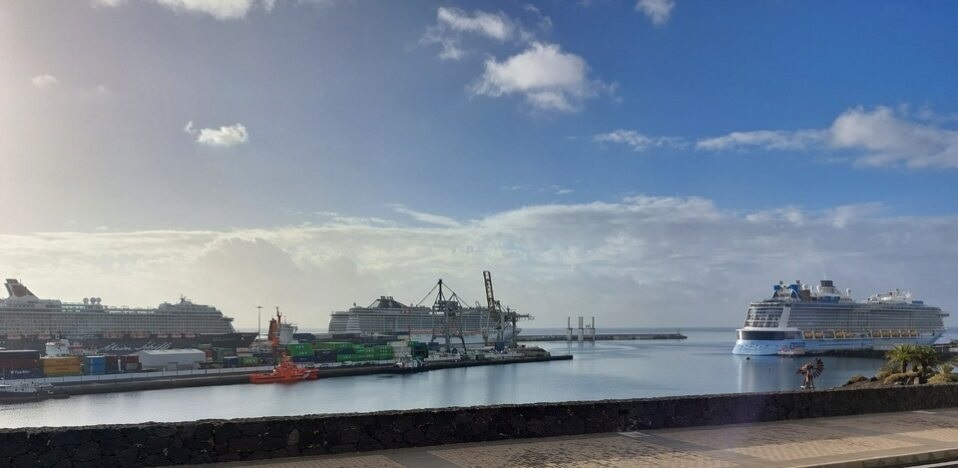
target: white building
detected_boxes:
[135,349,205,370]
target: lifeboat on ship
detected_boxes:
[249,355,318,384]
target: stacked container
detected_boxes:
[83,356,107,375]
[286,343,314,363]
[313,348,337,363]
[0,350,42,379]
[239,356,259,367]
[222,356,239,368]
[104,355,121,373]
[121,355,141,372]
[41,356,82,377]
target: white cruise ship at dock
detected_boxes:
[733,280,948,355]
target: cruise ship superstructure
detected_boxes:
[0,279,256,354]
[328,280,522,347]
[733,280,948,355]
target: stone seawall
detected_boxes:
[3,385,958,467]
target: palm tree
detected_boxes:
[885,344,917,374]
[914,346,941,376]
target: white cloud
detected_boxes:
[829,106,958,168]
[696,106,958,169]
[594,129,687,151]
[471,42,608,113]
[695,129,825,151]
[31,74,59,88]
[185,122,249,147]
[391,205,461,228]
[421,7,521,61]
[94,0,329,20]
[437,7,515,41]
[636,0,675,26]
[555,188,574,195]
[4,196,953,330]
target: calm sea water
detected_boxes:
[0,329,893,428]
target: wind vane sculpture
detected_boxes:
[797,358,824,390]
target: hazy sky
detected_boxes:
[1,0,957,330]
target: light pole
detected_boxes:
[257,306,263,338]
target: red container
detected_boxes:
[121,355,139,364]
[0,358,41,369]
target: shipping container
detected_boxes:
[239,356,259,366]
[0,350,40,359]
[41,356,81,366]
[290,355,313,363]
[2,368,42,379]
[0,358,41,369]
[222,356,239,368]
[285,343,314,357]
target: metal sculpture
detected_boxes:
[797,358,824,390]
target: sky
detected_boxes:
[1,0,957,330]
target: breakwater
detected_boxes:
[518,333,687,341]
[53,354,572,397]
[5,384,958,466]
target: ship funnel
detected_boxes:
[4,279,38,299]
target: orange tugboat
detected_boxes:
[249,308,319,384]
[249,355,318,383]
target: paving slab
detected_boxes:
[210,408,958,468]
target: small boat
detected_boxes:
[0,381,69,404]
[249,355,318,384]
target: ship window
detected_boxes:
[739,330,800,340]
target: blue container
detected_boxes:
[2,368,42,380]
[291,355,313,363]
[222,356,240,368]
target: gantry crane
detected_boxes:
[483,270,531,349]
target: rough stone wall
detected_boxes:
[2,385,958,467]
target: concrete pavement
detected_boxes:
[211,407,958,467]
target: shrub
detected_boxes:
[883,371,919,385]
[846,374,868,385]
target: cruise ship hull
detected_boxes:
[0,332,257,355]
[732,334,942,355]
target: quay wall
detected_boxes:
[4,384,958,466]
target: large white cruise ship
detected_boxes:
[733,280,948,355]
[328,296,518,345]
[0,278,256,354]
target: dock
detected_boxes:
[50,354,573,396]
[518,333,687,342]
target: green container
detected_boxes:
[239,356,259,366]
[286,343,314,357]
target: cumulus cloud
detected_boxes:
[696,106,958,169]
[31,74,59,88]
[421,7,524,61]
[3,196,954,330]
[594,129,687,151]
[636,0,675,26]
[471,42,609,113]
[437,7,515,41]
[184,121,249,147]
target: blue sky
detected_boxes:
[1,0,956,328]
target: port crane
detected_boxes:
[483,271,531,349]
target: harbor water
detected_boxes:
[0,329,892,428]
